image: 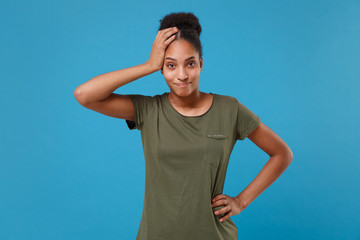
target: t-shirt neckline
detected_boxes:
[165,92,215,118]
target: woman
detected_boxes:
[74,12,293,240]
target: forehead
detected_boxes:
[165,40,198,60]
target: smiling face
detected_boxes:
[161,39,203,97]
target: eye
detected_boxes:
[166,63,175,69]
[188,62,196,67]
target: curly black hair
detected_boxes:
[158,12,203,58]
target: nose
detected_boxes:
[177,66,188,81]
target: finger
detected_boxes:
[212,198,228,207]
[214,205,231,216]
[155,28,177,47]
[159,27,177,37]
[155,30,161,39]
[163,27,178,39]
[163,34,176,46]
[160,26,176,32]
[211,199,226,208]
[164,27,179,37]
[219,212,232,223]
[156,27,171,38]
[163,26,178,32]
[212,194,226,203]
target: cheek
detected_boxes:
[163,74,172,85]
[163,72,169,80]
[163,70,175,79]
[190,69,201,79]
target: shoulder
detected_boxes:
[213,93,239,106]
[214,93,257,108]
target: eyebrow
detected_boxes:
[165,56,196,61]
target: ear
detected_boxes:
[200,56,203,72]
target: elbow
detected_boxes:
[74,87,81,100]
[74,87,90,106]
[287,144,293,161]
[282,142,293,162]
[284,148,293,165]
[274,147,293,165]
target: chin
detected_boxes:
[174,89,193,97]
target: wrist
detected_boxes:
[235,194,249,209]
[144,61,160,73]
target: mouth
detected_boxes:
[175,82,191,88]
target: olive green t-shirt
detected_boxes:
[125,92,261,240]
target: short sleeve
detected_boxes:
[125,94,154,131]
[234,98,261,140]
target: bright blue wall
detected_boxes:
[1,0,359,239]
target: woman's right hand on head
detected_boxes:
[146,27,178,71]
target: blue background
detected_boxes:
[1,0,359,239]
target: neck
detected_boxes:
[168,91,203,108]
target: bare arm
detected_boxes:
[74,62,157,105]
[211,122,293,223]
[73,63,157,121]
[73,27,179,120]
[236,122,293,208]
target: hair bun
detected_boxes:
[159,12,201,37]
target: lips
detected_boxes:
[175,82,191,88]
